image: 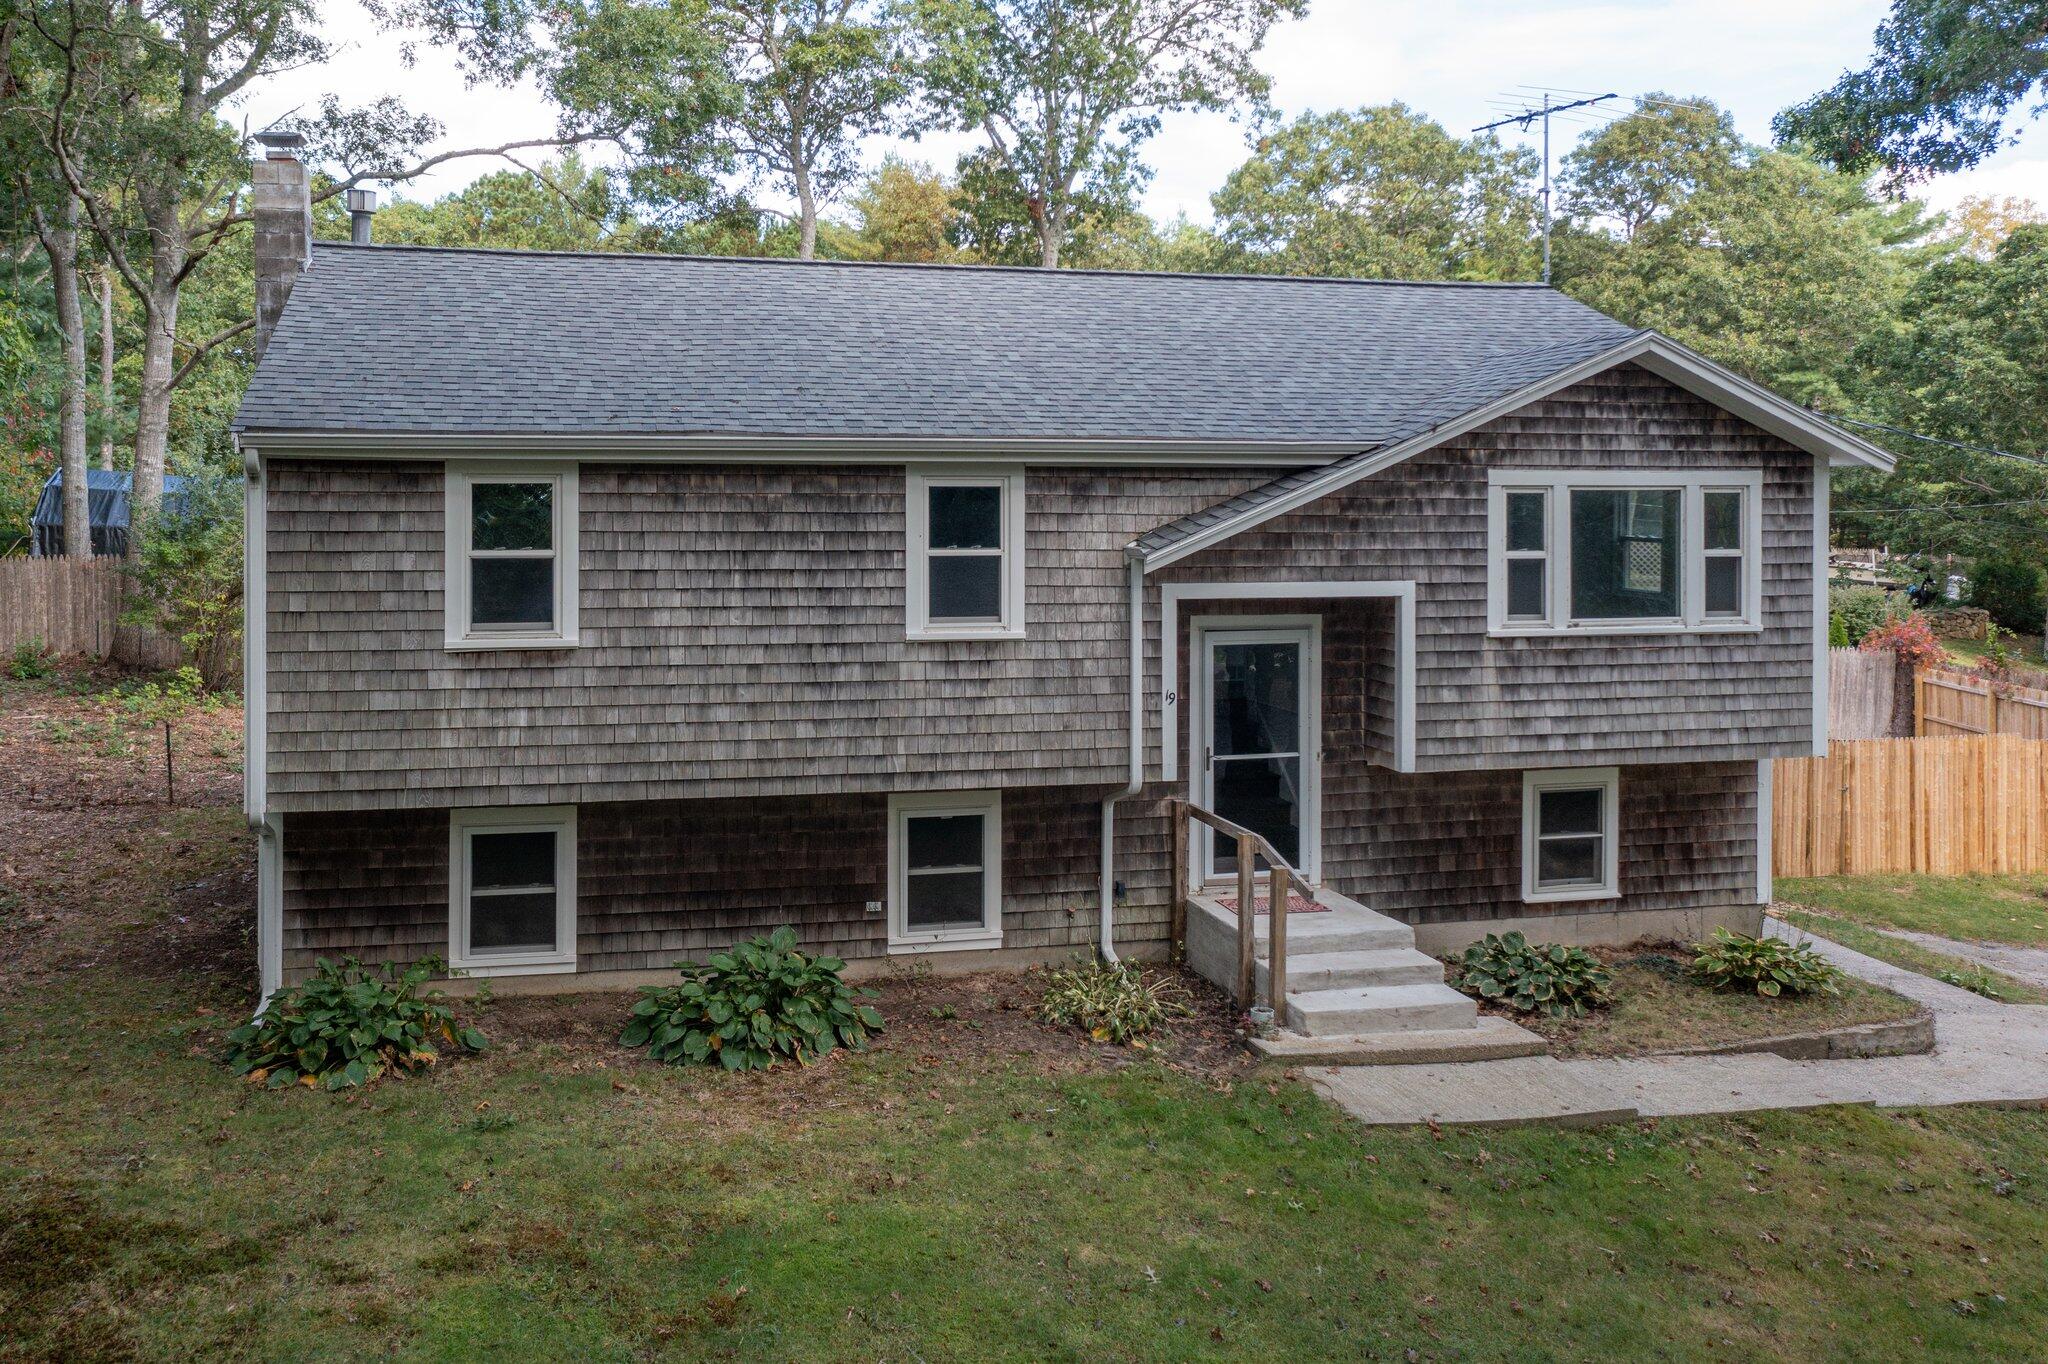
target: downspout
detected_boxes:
[1099,557,1146,963]
[240,436,282,1009]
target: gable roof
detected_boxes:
[234,242,1639,453]
[1128,331,1896,570]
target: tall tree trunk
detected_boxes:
[794,162,818,260]
[1037,204,1063,269]
[128,276,179,556]
[97,267,115,470]
[33,198,92,559]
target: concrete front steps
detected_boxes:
[1185,884,1546,1065]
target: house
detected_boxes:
[233,133,1892,1046]
[30,469,191,558]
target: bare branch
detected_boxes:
[169,318,253,389]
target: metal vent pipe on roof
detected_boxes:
[347,189,378,245]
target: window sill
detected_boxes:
[448,957,578,977]
[1520,887,1621,907]
[887,931,1004,956]
[1490,621,1761,640]
[906,626,1026,643]
[444,635,582,653]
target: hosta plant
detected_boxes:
[1453,932,1612,1019]
[1038,959,1190,1046]
[226,955,485,1090]
[1689,929,1841,998]
[621,926,882,1070]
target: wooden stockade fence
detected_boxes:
[0,558,184,671]
[1917,668,2048,741]
[1773,736,2048,877]
[1829,646,1902,740]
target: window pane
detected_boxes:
[1537,836,1602,888]
[471,557,555,628]
[472,482,552,551]
[1570,489,1680,619]
[1703,491,1742,551]
[1507,558,1546,619]
[1506,491,1546,552]
[1211,641,1300,757]
[1705,555,1742,616]
[906,813,983,871]
[1212,755,1302,870]
[472,830,556,888]
[1539,787,1602,837]
[928,554,1002,620]
[906,870,985,929]
[928,484,1002,550]
[470,890,558,952]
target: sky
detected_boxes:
[239,0,2048,228]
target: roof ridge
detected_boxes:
[308,238,1561,290]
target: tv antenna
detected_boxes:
[1474,91,1618,285]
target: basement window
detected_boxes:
[1486,471,1761,635]
[449,806,577,974]
[887,791,1004,953]
[1521,768,1619,904]
[445,463,579,649]
[906,467,1026,639]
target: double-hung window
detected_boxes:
[449,806,578,974]
[1487,471,1762,634]
[1521,769,1619,903]
[445,463,579,648]
[887,791,1003,952]
[906,467,1026,639]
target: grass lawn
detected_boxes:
[1776,910,2048,1007]
[7,667,2048,1360]
[1777,874,2048,949]
[1492,948,1924,1059]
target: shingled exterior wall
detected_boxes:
[1152,364,1819,768]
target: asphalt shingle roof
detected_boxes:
[233,243,1638,444]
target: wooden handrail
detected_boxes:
[1166,798,1296,1021]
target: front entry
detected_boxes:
[1194,621,1320,882]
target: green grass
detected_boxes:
[1777,874,2048,949]
[1776,910,2048,1006]
[5,970,2048,1361]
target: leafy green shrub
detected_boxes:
[621,926,881,1070]
[226,956,485,1090]
[1828,611,1850,647]
[1830,584,1906,645]
[1968,555,2043,635]
[1452,932,1612,1019]
[1689,929,1841,998]
[8,636,54,681]
[1936,965,2010,1000]
[1038,959,1190,1045]
[121,471,242,687]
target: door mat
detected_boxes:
[1212,890,1327,915]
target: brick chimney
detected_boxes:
[252,130,312,359]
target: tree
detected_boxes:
[844,155,964,261]
[1560,95,1742,239]
[698,1,911,260]
[1774,1,2048,185]
[907,0,1307,268]
[1939,193,2046,258]
[337,153,657,252]
[1208,104,1539,280]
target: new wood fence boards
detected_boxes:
[0,558,185,670]
[1773,736,2048,877]
[1918,668,2048,740]
[1829,647,1901,739]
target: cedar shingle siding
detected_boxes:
[1154,365,1817,767]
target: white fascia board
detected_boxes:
[1134,332,1894,573]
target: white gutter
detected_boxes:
[1098,559,1146,963]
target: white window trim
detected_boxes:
[1521,767,1621,904]
[444,462,580,650]
[886,790,1004,954]
[1486,469,1764,637]
[905,465,1026,640]
[449,805,578,975]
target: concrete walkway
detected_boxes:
[1308,917,2048,1127]
[1870,925,2048,992]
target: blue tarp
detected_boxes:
[30,469,192,558]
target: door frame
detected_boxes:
[1188,615,1322,889]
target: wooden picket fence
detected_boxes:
[1773,736,2048,877]
[1829,646,1902,739]
[1917,668,2048,740]
[0,557,185,670]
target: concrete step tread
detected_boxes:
[1249,1015,1549,1066]
[1257,947,1445,992]
[1285,982,1479,1037]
